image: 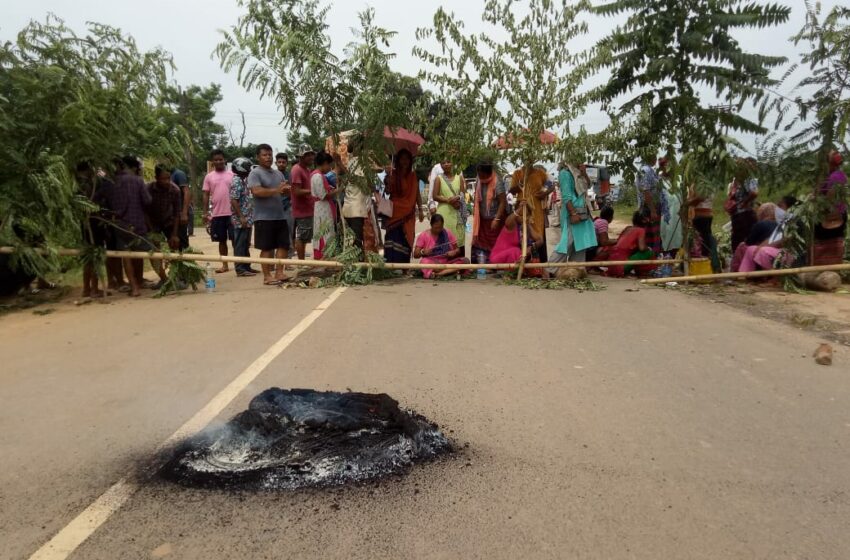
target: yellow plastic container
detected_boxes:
[689,258,713,283]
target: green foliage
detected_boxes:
[160,83,228,186]
[0,15,180,278]
[764,1,850,178]
[215,0,343,131]
[219,3,419,193]
[321,225,394,286]
[416,0,591,170]
[591,0,790,180]
[155,247,206,297]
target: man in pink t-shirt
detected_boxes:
[203,149,236,273]
[290,144,316,260]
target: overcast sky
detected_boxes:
[3,0,838,155]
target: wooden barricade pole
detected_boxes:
[641,263,850,285]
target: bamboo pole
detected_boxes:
[640,263,850,285]
[0,246,679,271]
[517,162,530,281]
[517,202,528,280]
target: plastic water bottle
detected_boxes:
[476,252,486,280]
[205,262,216,293]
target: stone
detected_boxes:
[798,272,842,292]
[814,343,833,366]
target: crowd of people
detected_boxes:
[76,144,848,296]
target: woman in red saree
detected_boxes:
[384,149,425,264]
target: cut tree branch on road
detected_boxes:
[415,0,592,279]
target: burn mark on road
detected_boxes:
[160,388,452,490]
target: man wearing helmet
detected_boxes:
[230,156,260,277]
[248,144,291,285]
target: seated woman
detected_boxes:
[606,212,653,278]
[587,206,616,261]
[413,213,470,279]
[490,201,547,277]
[731,203,778,272]
[813,151,848,265]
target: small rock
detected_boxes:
[799,271,842,292]
[814,343,833,366]
[151,543,173,558]
[307,276,321,289]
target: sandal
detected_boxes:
[263,279,282,286]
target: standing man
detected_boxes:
[203,149,235,274]
[275,152,291,182]
[171,167,192,245]
[290,144,316,260]
[248,144,291,285]
[637,155,663,254]
[103,156,152,297]
[275,152,295,248]
[146,164,183,287]
[230,157,258,277]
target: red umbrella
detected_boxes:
[383,126,425,156]
[494,129,558,150]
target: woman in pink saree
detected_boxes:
[413,213,469,278]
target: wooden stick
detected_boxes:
[518,202,528,280]
[0,246,680,272]
[640,263,850,285]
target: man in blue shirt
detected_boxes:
[171,167,193,241]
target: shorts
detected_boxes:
[254,220,291,251]
[210,216,233,242]
[295,217,314,243]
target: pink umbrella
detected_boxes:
[494,129,558,150]
[384,126,425,156]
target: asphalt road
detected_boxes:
[1,268,848,559]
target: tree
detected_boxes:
[415,0,591,277]
[218,1,421,274]
[768,2,850,178]
[161,84,228,189]
[591,0,790,174]
[216,0,355,146]
[0,15,180,281]
[760,2,850,268]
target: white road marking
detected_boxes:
[28,287,347,560]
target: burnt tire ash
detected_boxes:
[160,388,452,490]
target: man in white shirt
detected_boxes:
[427,163,444,214]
